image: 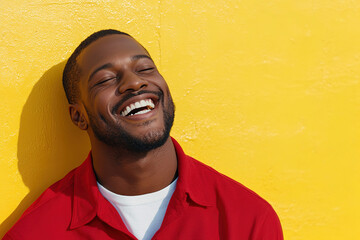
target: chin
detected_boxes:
[121,128,170,152]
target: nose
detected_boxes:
[118,71,148,94]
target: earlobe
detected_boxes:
[69,104,88,130]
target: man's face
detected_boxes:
[76,34,175,152]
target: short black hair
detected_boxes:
[62,29,131,104]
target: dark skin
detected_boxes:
[69,35,177,195]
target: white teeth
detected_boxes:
[149,101,155,108]
[130,103,135,110]
[120,98,155,116]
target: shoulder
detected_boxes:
[186,156,283,239]
[187,155,278,217]
[23,168,76,217]
[5,168,76,239]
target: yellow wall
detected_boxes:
[1,0,359,239]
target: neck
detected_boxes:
[90,137,178,196]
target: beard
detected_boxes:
[86,90,175,153]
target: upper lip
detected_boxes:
[112,91,161,116]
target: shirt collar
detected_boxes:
[171,137,215,207]
[70,137,215,229]
[70,153,127,231]
[69,153,97,229]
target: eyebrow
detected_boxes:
[131,54,153,61]
[88,54,153,82]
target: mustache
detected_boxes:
[111,90,163,115]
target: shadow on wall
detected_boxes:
[0,62,90,237]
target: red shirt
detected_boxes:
[3,138,283,240]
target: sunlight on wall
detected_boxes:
[1,0,360,239]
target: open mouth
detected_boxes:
[120,99,155,117]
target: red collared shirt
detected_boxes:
[3,138,283,240]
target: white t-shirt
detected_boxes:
[97,179,177,240]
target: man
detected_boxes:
[4,29,283,240]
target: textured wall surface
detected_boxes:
[1,0,360,239]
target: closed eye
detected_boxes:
[138,67,154,73]
[94,77,117,86]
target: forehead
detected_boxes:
[77,34,149,74]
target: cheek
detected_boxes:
[157,78,171,95]
[91,89,114,114]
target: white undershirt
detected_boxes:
[97,179,177,240]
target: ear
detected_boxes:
[69,104,88,130]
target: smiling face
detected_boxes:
[74,34,174,152]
